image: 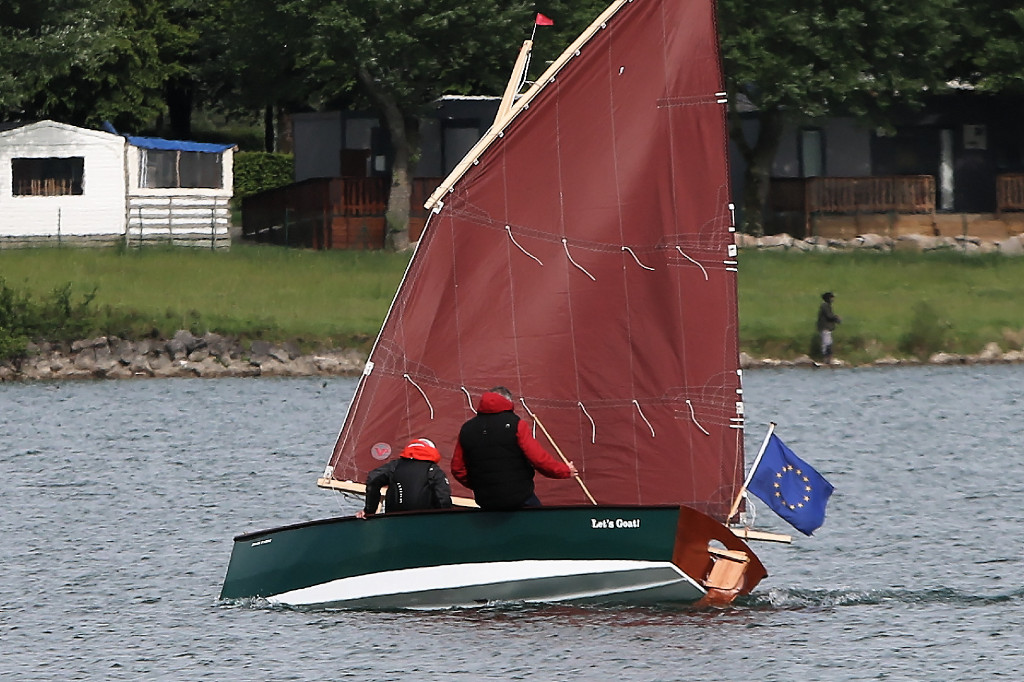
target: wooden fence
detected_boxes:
[241,177,440,249]
[769,175,935,236]
[771,176,935,214]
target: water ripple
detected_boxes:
[4,368,1024,679]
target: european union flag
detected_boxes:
[747,434,834,536]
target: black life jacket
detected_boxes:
[384,459,443,512]
[458,410,535,510]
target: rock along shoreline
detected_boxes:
[1,329,1022,383]
[740,344,1024,370]
[0,330,366,383]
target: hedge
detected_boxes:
[233,152,295,199]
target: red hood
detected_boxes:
[399,438,441,462]
[476,392,514,414]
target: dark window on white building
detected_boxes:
[141,150,222,189]
[12,157,84,196]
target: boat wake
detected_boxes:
[739,585,1024,609]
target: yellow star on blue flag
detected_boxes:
[747,434,834,536]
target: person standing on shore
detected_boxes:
[817,292,842,364]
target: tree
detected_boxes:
[291,0,544,250]
[718,0,955,234]
[951,1,1024,93]
[523,1,609,80]
[210,0,320,152]
[0,0,172,130]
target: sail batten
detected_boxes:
[329,0,745,519]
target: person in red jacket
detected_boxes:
[451,386,577,510]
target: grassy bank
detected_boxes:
[740,250,1024,362]
[0,245,411,351]
[2,245,1023,362]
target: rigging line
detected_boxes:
[632,400,655,437]
[460,386,474,412]
[562,239,596,280]
[403,374,434,419]
[506,226,543,265]
[622,246,654,271]
[685,399,711,436]
[675,246,709,280]
[578,402,596,443]
[519,398,539,438]
[523,400,598,505]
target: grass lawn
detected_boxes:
[2,244,1023,361]
[0,244,411,349]
[739,249,1024,362]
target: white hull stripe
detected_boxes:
[268,559,706,608]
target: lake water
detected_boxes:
[2,366,1022,680]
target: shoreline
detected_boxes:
[2,330,1023,383]
[740,345,1024,370]
[0,331,366,383]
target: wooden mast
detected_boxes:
[495,40,533,127]
[424,0,631,210]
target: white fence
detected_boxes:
[126,195,232,249]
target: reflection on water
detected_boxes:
[2,366,1024,679]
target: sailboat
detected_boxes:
[220,0,790,609]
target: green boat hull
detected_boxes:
[220,506,766,609]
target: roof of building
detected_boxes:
[126,136,235,153]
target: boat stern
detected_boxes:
[671,505,768,605]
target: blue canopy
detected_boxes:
[126,136,234,153]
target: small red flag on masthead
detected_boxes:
[535,13,554,26]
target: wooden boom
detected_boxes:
[317,478,479,508]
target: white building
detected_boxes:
[0,120,235,248]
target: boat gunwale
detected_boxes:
[231,504,699,542]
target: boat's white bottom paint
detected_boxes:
[267,559,707,610]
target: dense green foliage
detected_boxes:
[954,3,1024,92]
[2,247,1024,364]
[0,0,176,129]
[0,278,97,359]
[233,152,295,198]
[898,301,950,358]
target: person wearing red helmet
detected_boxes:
[356,438,453,518]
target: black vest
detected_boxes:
[459,410,535,510]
